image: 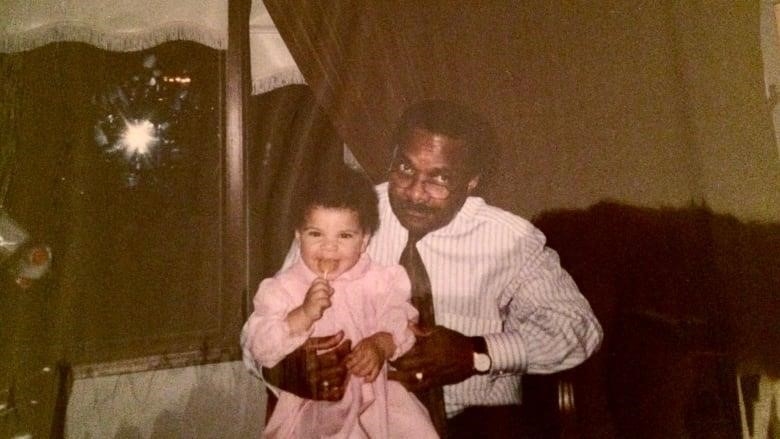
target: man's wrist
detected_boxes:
[471,336,492,374]
[262,349,308,398]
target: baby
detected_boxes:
[242,167,437,438]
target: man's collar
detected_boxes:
[424,196,482,237]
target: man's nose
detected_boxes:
[406,176,430,203]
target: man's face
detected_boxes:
[388,128,479,235]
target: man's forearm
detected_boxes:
[262,348,312,398]
[262,363,282,388]
[506,244,604,373]
[500,306,602,374]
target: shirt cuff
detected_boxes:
[484,331,527,375]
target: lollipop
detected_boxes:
[317,259,338,280]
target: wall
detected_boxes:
[674,2,780,223]
[477,1,779,222]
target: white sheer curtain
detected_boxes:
[0,0,228,51]
[0,0,304,94]
[250,0,306,94]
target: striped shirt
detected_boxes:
[366,183,602,417]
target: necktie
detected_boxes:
[399,233,448,437]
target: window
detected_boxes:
[0,41,240,367]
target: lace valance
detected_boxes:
[0,1,227,52]
[0,0,305,94]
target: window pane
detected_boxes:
[1,41,226,365]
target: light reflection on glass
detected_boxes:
[93,53,198,188]
[119,119,158,158]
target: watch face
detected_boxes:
[474,352,491,372]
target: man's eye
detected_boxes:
[339,233,354,239]
[307,230,322,237]
[431,174,451,186]
[397,162,414,175]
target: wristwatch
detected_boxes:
[471,336,492,374]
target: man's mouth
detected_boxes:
[400,205,433,220]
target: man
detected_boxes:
[244,99,603,438]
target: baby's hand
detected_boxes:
[346,332,395,383]
[302,278,334,322]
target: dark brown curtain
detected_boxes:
[247,84,344,288]
[262,1,771,217]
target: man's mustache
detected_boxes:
[397,201,436,215]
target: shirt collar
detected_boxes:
[429,195,483,236]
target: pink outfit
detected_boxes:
[244,253,438,439]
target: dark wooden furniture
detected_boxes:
[528,201,769,438]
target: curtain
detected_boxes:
[247,84,344,290]
[263,1,778,222]
[0,0,306,94]
[249,0,305,95]
[0,0,228,52]
[1,0,304,95]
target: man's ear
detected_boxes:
[360,233,370,252]
[466,175,480,193]
[294,230,301,242]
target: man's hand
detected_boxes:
[263,331,351,401]
[388,324,475,392]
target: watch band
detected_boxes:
[471,336,489,354]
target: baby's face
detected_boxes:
[296,206,369,280]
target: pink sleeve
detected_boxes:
[376,265,418,361]
[241,276,312,368]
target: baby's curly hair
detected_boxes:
[294,166,379,234]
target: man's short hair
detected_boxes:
[393,99,496,177]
